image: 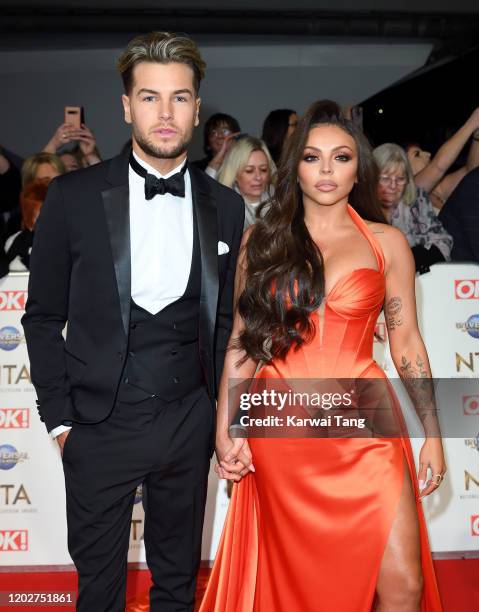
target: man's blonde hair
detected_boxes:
[117,31,206,94]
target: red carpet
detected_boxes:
[0,560,477,610]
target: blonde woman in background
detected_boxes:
[21,152,66,187]
[217,136,276,228]
[373,143,452,274]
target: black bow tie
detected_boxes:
[129,152,187,199]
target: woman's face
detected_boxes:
[376,163,407,209]
[208,122,232,155]
[35,163,61,182]
[286,112,298,141]
[60,153,80,172]
[297,124,358,209]
[407,145,431,175]
[235,150,270,203]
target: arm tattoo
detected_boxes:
[386,296,403,331]
[400,354,428,378]
[398,354,440,437]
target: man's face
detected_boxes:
[122,62,200,160]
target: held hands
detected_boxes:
[417,437,447,498]
[215,435,255,482]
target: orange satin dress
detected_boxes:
[200,205,442,612]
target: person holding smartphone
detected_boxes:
[193,112,241,174]
[43,113,102,170]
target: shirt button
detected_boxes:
[123,377,129,383]
[129,351,135,357]
[130,323,137,330]
[173,377,180,383]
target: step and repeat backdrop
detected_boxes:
[1,263,478,566]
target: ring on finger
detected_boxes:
[432,474,443,486]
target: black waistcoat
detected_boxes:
[117,206,203,403]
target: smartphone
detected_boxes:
[64,106,85,129]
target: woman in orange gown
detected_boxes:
[200,100,445,612]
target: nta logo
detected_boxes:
[465,471,479,491]
[456,352,479,373]
[0,484,31,505]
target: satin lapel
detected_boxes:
[189,164,218,357]
[102,182,131,337]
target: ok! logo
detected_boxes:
[0,530,29,551]
[455,280,479,300]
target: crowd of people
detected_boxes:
[1,103,479,276]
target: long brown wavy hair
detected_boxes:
[237,99,385,363]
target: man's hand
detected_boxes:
[215,435,254,482]
[56,430,71,457]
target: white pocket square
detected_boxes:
[218,241,230,255]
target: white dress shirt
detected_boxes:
[129,151,193,314]
[51,151,194,439]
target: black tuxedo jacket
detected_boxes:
[22,149,244,432]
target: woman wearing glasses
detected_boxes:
[193,112,241,174]
[373,143,452,273]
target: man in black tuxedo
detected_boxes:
[22,32,244,611]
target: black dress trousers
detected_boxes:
[61,385,212,612]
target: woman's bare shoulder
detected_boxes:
[365,221,406,242]
[364,221,411,261]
